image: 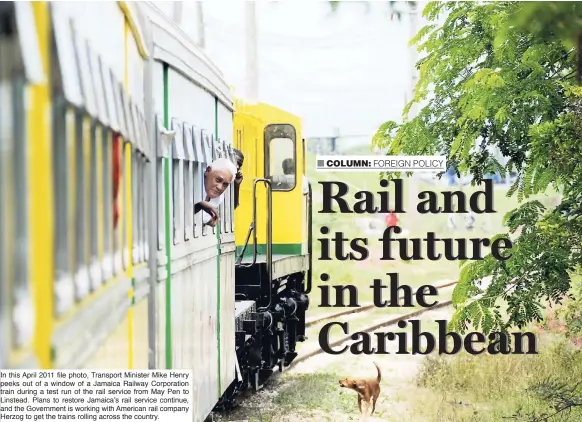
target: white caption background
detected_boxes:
[0,370,193,421]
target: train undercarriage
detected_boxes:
[215,261,311,412]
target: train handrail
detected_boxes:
[256,178,272,312]
[235,222,254,266]
[235,178,263,267]
[304,181,312,293]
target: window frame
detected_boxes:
[264,123,297,192]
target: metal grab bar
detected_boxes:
[235,178,264,267]
[235,222,254,266]
[304,181,312,293]
[256,178,272,312]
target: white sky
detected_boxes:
[193,1,419,138]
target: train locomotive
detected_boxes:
[0,1,311,421]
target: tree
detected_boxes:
[371,1,582,335]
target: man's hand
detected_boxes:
[199,201,219,226]
[235,171,243,185]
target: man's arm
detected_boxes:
[234,182,240,209]
[194,201,218,224]
[234,170,243,209]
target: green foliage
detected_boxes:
[498,2,582,52]
[555,272,582,338]
[372,1,582,334]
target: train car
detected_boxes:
[213,100,312,408]
[0,1,312,421]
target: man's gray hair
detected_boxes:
[208,157,237,178]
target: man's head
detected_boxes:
[233,148,244,171]
[205,157,237,199]
[282,158,294,175]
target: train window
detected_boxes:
[192,162,203,238]
[0,43,8,356]
[142,156,149,261]
[137,114,149,262]
[122,92,135,144]
[89,123,101,289]
[122,142,130,269]
[201,131,212,165]
[51,8,83,108]
[74,111,90,300]
[220,199,225,234]
[222,140,230,234]
[52,100,74,316]
[184,160,193,241]
[73,31,97,118]
[201,165,209,237]
[12,72,33,347]
[140,154,146,262]
[89,52,108,127]
[155,114,165,251]
[183,125,195,242]
[113,82,128,142]
[102,127,113,279]
[134,154,141,263]
[132,150,139,263]
[172,158,182,245]
[103,68,119,133]
[113,134,124,275]
[0,22,34,346]
[171,119,185,245]
[157,157,165,250]
[91,57,113,280]
[13,2,44,85]
[264,124,296,192]
[141,157,148,262]
[191,127,203,238]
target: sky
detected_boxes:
[170,1,422,140]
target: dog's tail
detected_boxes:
[373,362,381,383]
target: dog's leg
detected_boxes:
[371,389,380,415]
[362,400,370,420]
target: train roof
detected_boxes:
[234,99,302,125]
[138,1,234,111]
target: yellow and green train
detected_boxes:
[0,2,312,421]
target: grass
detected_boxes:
[228,309,582,422]
[412,333,582,421]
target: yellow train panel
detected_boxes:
[234,100,305,257]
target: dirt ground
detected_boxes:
[215,306,455,422]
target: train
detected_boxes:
[0,1,312,421]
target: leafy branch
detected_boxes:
[373,1,582,333]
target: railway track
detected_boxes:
[291,280,458,368]
[213,280,459,421]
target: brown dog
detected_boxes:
[339,362,381,419]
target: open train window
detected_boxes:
[0,5,35,348]
[264,124,296,192]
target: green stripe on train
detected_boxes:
[236,243,303,257]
